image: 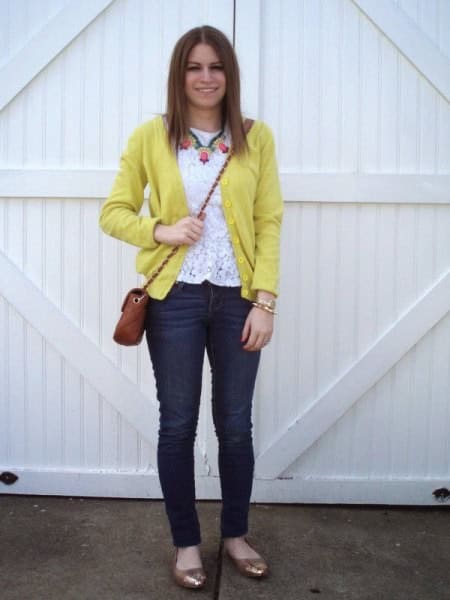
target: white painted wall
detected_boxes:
[0,0,449,505]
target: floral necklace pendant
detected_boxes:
[180,129,229,164]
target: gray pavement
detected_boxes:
[0,495,449,599]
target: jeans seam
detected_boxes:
[208,329,218,432]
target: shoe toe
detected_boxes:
[242,558,269,577]
[182,570,206,587]
[247,560,267,577]
[226,550,269,578]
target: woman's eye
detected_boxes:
[186,65,223,71]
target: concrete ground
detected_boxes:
[0,495,448,600]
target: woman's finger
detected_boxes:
[241,316,251,345]
[188,219,204,239]
[243,329,260,351]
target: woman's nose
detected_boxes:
[200,67,213,81]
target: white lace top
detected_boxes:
[176,126,241,286]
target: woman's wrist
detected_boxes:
[153,223,163,243]
[153,223,172,244]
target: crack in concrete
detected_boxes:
[213,540,224,599]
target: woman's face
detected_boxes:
[184,43,226,113]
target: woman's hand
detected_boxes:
[153,214,205,246]
[241,306,274,351]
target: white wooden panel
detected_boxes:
[234,0,261,117]
[0,1,70,66]
[44,343,63,467]
[257,265,450,478]
[0,467,445,505]
[360,9,381,171]
[2,170,450,204]
[250,199,450,483]
[438,0,450,57]
[0,0,114,110]
[83,381,102,468]
[342,0,362,171]
[379,34,398,169]
[0,251,159,459]
[438,94,450,171]
[0,253,161,474]
[290,313,450,480]
[25,325,45,464]
[353,0,450,101]
[6,305,25,464]
[238,0,450,175]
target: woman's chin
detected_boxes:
[188,96,224,111]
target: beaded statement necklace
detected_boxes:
[180,129,229,164]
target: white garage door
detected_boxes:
[1,0,449,505]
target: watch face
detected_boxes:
[258,298,276,309]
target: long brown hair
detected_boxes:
[166,25,248,155]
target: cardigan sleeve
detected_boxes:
[99,125,160,249]
[250,123,284,296]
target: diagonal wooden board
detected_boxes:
[0,251,208,475]
[0,0,115,110]
[256,268,450,479]
[352,0,450,101]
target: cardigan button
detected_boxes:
[228,218,235,225]
[238,257,244,264]
[242,274,249,281]
[224,200,231,207]
[222,178,229,186]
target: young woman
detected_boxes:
[99,25,283,590]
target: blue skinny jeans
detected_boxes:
[145,281,260,547]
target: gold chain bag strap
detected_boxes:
[112,119,253,346]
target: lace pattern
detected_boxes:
[176,127,241,286]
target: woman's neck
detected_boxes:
[187,108,222,132]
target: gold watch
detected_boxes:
[256,297,276,311]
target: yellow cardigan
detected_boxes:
[99,115,283,301]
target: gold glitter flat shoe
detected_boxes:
[224,537,269,578]
[171,548,207,589]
